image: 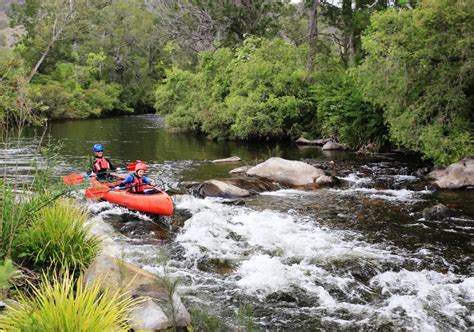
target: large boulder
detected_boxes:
[428,158,474,189]
[83,255,190,331]
[197,180,251,198]
[246,157,328,187]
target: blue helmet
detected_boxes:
[93,143,104,152]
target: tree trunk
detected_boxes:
[26,37,56,83]
[342,0,355,64]
[306,0,320,74]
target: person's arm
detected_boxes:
[115,175,133,189]
[142,176,154,186]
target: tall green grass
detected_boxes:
[16,199,101,273]
[0,183,59,261]
[0,272,141,331]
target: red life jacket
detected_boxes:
[130,174,146,193]
[93,157,111,172]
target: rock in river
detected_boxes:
[322,141,347,151]
[211,156,241,163]
[428,158,474,189]
[246,157,329,187]
[295,137,332,145]
[84,255,191,331]
[229,165,252,174]
[197,180,251,198]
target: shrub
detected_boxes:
[311,61,388,149]
[0,272,140,331]
[30,62,128,119]
[155,37,315,140]
[16,199,101,273]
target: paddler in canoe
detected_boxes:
[113,162,158,194]
[89,143,121,181]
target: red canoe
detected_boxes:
[85,176,174,216]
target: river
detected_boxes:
[2,114,473,330]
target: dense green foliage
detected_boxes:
[0,272,140,331]
[29,61,128,119]
[1,0,472,164]
[156,37,385,149]
[16,199,101,273]
[156,37,317,140]
[311,62,388,149]
[358,0,473,164]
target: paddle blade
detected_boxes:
[85,187,109,199]
[63,174,85,185]
[126,161,141,171]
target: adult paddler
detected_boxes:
[89,143,120,181]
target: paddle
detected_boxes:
[63,161,142,185]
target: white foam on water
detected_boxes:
[86,200,153,221]
[173,194,472,329]
[338,173,372,186]
[259,189,317,197]
[175,195,398,263]
[369,270,474,330]
[328,187,432,202]
[390,174,418,182]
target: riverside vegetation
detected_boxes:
[0,64,142,329]
[0,0,472,166]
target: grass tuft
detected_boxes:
[16,199,101,273]
[0,271,141,331]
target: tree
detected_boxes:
[358,0,473,165]
[10,0,87,83]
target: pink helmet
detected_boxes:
[135,162,147,172]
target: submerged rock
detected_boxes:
[422,204,448,220]
[246,157,329,187]
[197,180,251,198]
[83,255,191,331]
[211,156,241,163]
[428,158,474,189]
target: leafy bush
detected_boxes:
[30,62,130,119]
[16,199,101,273]
[358,0,474,164]
[155,37,316,140]
[0,272,140,331]
[311,60,387,149]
